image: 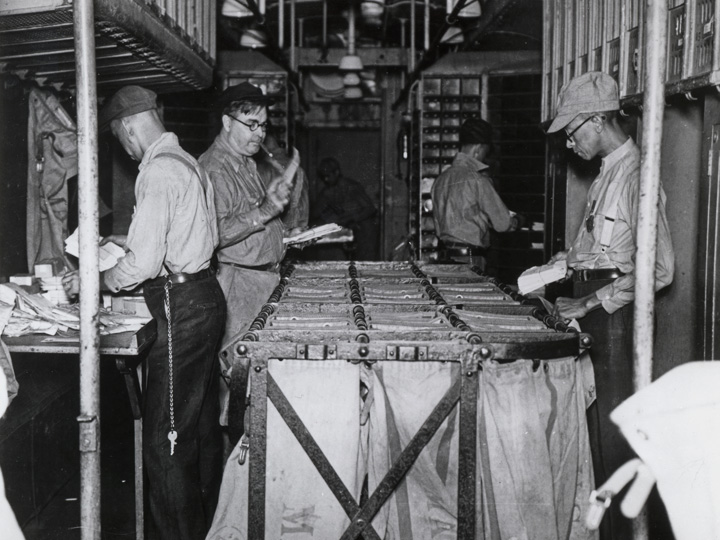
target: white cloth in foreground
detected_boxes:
[610,361,720,540]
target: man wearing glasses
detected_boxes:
[199,82,299,424]
[545,71,674,540]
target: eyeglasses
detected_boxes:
[565,115,595,142]
[227,114,269,132]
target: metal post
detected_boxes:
[73,0,101,539]
[322,0,327,49]
[480,72,489,120]
[290,0,296,70]
[633,1,668,538]
[278,0,284,49]
[424,0,430,51]
[409,0,416,73]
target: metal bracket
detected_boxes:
[77,414,98,453]
[296,344,337,360]
[385,345,428,360]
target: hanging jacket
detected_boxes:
[26,88,78,271]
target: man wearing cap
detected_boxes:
[431,117,523,272]
[545,71,674,539]
[199,83,298,428]
[63,85,226,540]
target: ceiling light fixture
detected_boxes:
[344,86,363,99]
[440,25,464,44]
[446,0,482,18]
[339,4,364,72]
[222,0,253,18]
[240,28,268,48]
[343,72,361,86]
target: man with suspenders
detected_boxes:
[63,85,226,540]
[545,72,675,539]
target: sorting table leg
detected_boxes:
[115,357,144,540]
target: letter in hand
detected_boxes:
[62,270,80,299]
[548,250,573,282]
[266,148,301,211]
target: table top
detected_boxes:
[3,320,157,356]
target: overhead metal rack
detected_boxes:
[0,0,216,94]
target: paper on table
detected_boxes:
[283,223,344,245]
[64,228,126,272]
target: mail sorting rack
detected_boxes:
[216,261,593,540]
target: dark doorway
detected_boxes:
[301,128,382,261]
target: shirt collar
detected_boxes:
[453,151,489,172]
[600,137,634,174]
[139,132,177,170]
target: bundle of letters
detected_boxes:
[517,259,567,295]
[0,283,149,337]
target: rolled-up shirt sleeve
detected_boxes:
[104,162,173,292]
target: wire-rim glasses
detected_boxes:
[227,114,269,132]
[565,115,594,142]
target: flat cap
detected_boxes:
[99,85,157,132]
[547,71,619,133]
[459,118,493,146]
[216,82,274,113]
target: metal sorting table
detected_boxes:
[4,320,157,540]
[220,261,593,540]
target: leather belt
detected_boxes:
[149,266,215,286]
[573,268,625,282]
[221,260,280,273]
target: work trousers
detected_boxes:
[143,275,226,540]
[574,278,635,540]
[216,263,280,426]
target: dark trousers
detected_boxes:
[143,275,226,540]
[574,278,635,540]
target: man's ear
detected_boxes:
[121,116,133,136]
[593,114,605,132]
[221,114,232,132]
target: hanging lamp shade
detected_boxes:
[343,72,361,86]
[339,4,363,71]
[222,0,253,18]
[344,86,363,99]
[339,54,364,71]
[361,1,384,25]
[240,28,268,48]
[440,25,464,44]
[446,0,482,18]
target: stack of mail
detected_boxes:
[517,260,567,295]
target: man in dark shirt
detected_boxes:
[431,118,522,272]
[311,157,378,260]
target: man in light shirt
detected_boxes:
[546,71,674,540]
[64,85,225,540]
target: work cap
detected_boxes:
[216,82,274,114]
[547,71,620,133]
[459,118,493,146]
[99,85,157,132]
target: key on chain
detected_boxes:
[168,430,178,456]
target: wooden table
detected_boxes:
[4,320,157,540]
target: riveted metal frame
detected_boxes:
[230,334,581,540]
